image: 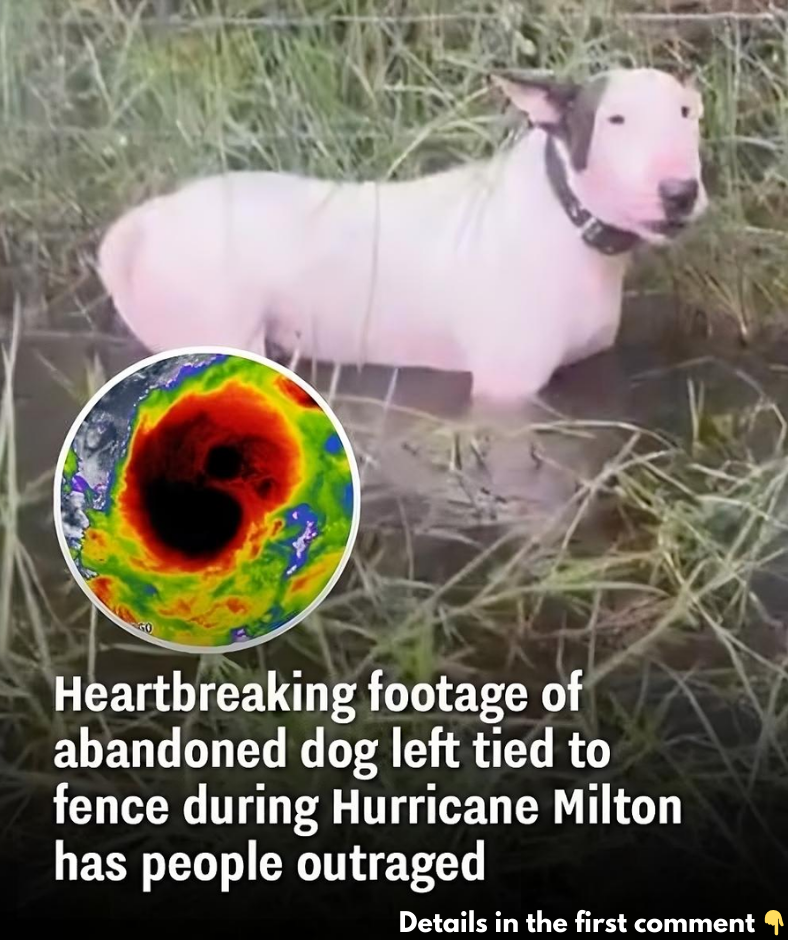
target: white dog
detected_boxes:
[97,67,707,403]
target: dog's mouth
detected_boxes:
[643,219,689,238]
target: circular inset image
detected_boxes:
[54,347,360,653]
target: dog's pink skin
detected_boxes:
[98,68,706,403]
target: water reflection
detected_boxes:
[4,292,788,673]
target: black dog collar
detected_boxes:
[544,133,640,256]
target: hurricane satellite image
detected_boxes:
[55,348,359,652]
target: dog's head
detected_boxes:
[492,66,708,245]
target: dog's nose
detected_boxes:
[659,178,699,217]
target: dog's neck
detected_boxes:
[543,133,640,257]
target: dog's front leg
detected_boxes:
[469,347,555,404]
[465,356,555,431]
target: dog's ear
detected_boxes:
[675,66,698,88]
[489,71,581,128]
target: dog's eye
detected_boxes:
[681,105,690,118]
[608,115,625,125]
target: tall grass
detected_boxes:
[1,1,788,335]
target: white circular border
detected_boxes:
[52,345,362,655]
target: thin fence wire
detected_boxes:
[62,10,788,30]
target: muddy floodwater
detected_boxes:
[3,291,788,684]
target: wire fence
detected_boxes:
[61,6,788,30]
